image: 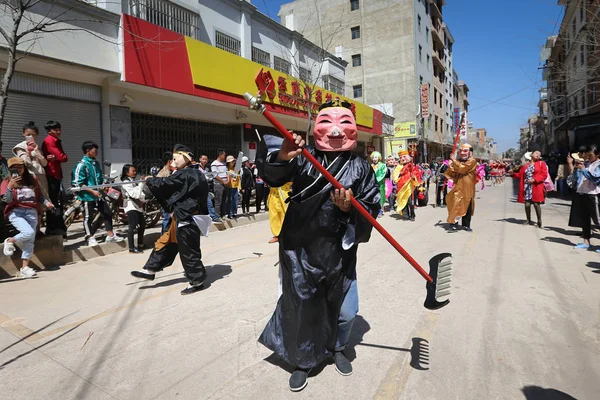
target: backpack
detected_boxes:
[543,162,554,192]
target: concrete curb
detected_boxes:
[0,212,270,279]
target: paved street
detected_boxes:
[0,183,598,400]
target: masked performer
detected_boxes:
[370,151,386,216]
[392,150,420,221]
[256,100,380,392]
[130,144,209,295]
[445,143,477,232]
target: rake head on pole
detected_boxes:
[424,253,452,310]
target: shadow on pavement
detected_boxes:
[0,277,38,284]
[521,385,577,400]
[543,226,581,236]
[138,264,232,290]
[541,236,577,247]
[263,315,431,376]
[0,311,80,356]
[434,220,460,233]
[496,217,528,225]
[585,261,600,274]
[0,318,85,370]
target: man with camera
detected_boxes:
[72,141,124,247]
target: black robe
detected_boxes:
[143,167,208,284]
[257,139,381,369]
[146,167,209,223]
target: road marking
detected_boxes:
[464,231,479,257]
[0,314,45,343]
[6,251,279,343]
[374,312,440,399]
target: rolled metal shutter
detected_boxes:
[2,92,102,187]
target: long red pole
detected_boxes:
[256,103,433,283]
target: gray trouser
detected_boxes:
[214,183,226,217]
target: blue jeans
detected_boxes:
[336,279,358,351]
[8,208,38,260]
[161,209,171,234]
[228,188,239,217]
[207,194,219,220]
[556,179,568,198]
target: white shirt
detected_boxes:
[577,160,600,195]
[121,178,146,213]
[210,160,229,185]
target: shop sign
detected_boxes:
[421,84,430,119]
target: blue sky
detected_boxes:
[255,0,562,153]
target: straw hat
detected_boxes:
[7,157,24,168]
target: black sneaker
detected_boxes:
[463,227,473,232]
[289,368,311,392]
[333,351,353,376]
[131,269,156,281]
[129,247,142,253]
[180,282,204,295]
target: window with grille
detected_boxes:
[299,67,312,83]
[131,113,240,175]
[215,31,241,55]
[350,0,359,11]
[418,45,422,62]
[128,0,200,39]
[352,54,361,67]
[353,84,362,98]
[351,26,361,39]
[274,56,291,74]
[252,47,271,67]
[322,75,345,95]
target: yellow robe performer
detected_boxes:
[392,151,420,214]
[445,147,478,225]
[268,182,292,238]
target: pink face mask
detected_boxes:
[313,107,358,152]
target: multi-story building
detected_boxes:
[278,0,460,160]
[520,125,531,153]
[0,0,387,179]
[545,0,600,151]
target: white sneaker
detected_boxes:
[3,239,15,256]
[87,237,99,247]
[105,235,124,243]
[19,266,37,278]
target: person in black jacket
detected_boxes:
[130,144,209,295]
[436,161,449,207]
[240,156,254,215]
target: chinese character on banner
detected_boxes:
[325,92,333,103]
[315,90,323,104]
[254,69,276,100]
[453,107,461,133]
[277,76,287,94]
[291,81,301,98]
[420,84,430,119]
[460,112,468,139]
[350,103,357,116]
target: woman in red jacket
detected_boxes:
[513,151,549,228]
